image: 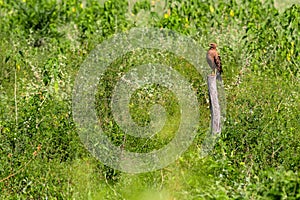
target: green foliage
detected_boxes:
[0,0,299,199]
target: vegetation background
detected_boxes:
[0,0,299,199]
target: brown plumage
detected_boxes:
[206,43,223,81]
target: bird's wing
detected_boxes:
[214,54,222,73]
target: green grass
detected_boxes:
[0,0,299,199]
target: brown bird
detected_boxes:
[206,43,223,81]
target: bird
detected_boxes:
[206,43,223,81]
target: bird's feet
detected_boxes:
[211,70,216,76]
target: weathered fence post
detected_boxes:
[207,75,221,135]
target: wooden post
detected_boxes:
[207,75,221,135]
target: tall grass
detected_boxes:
[0,0,299,199]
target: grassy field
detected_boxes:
[0,0,299,199]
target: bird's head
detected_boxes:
[209,43,217,49]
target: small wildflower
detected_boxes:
[230,10,234,17]
[287,53,291,61]
[209,5,214,13]
[72,7,76,12]
[16,64,20,71]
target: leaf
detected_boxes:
[54,81,59,93]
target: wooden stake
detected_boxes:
[207,75,221,135]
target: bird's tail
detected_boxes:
[217,73,222,82]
